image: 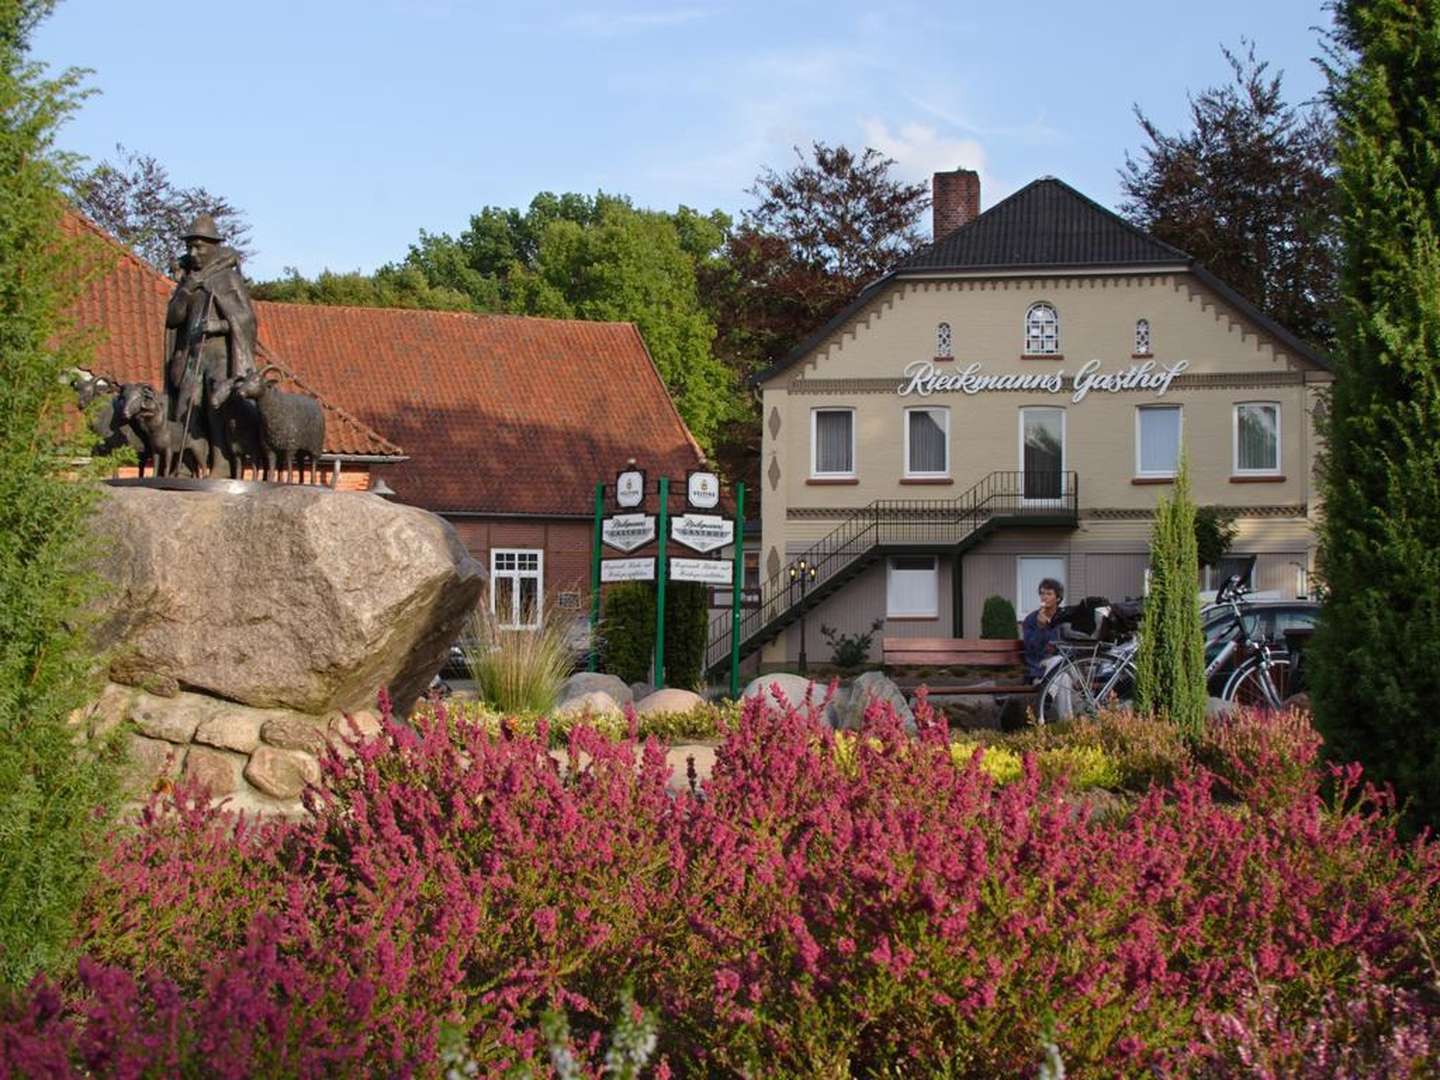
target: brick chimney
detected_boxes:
[932,168,980,240]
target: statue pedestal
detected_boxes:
[79,484,486,813]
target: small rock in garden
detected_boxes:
[85,682,136,740]
[559,672,633,705]
[122,734,183,797]
[742,673,843,726]
[244,745,321,800]
[552,690,623,723]
[629,681,657,702]
[634,688,704,715]
[108,654,179,697]
[832,671,915,734]
[183,746,246,797]
[129,691,211,744]
[194,711,265,754]
[261,716,329,756]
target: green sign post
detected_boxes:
[588,481,604,672]
[590,467,747,696]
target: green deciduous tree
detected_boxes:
[251,264,472,311]
[0,0,120,987]
[1134,458,1208,735]
[1122,43,1339,349]
[1310,0,1440,828]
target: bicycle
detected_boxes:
[1207,576,1293,709]
[1034,599,1142,723]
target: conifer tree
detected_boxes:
[0,0,120,986]
[1311,0,1440,826]
[1134,457,1208,735]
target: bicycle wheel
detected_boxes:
[1221,656,1293,709]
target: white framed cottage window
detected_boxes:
[936,321,953,359]
[887,555,938,618]
[1234,402,1281,475]
[811,408,855,478]
[1024,302,1059,355]
[1135,405,1182,478]
[1134,318,1152,356]
[1019,406,1066,501]
[491,549,543,629]
[904,406,949,477]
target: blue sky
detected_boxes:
[35,1,1333,281]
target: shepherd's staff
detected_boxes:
[176,283,216,477]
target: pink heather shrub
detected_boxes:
[1,692,1437,1076]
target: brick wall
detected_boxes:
[449,517,594,619]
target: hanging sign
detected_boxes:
[670,557,732,585]
[602,513,656,553]
[615,468,646,508]
[671,513,734,554]
[600,557,655,582]
[686,470,719,509]
[896,358,1190,402]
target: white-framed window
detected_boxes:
[1134,318,1151,356]
[936,321,953,358]
[1024,302,1059,355]
[491,548,543,629]
[811,408,855,477]
[1017,556,1067,617]
[887,555,938,618]
[904,406,949,477]
[1135,404,1182,477]
[1234,402,1281,474]
[1019,406,1066,500]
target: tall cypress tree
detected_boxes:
[1311,0,1440,826]
[0,0,119,986]
[1134,457,1208,736]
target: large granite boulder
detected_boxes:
[831,671,916,734]
[91,485,485,716]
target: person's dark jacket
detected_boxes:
[1021,608,1059,682]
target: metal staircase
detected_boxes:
[705,470,1078,674]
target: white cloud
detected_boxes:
[858,117,993,192]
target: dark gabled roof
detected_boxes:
[754,176,1329,383]
[899,177,1191,271]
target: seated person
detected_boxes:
[1021,577,1064,683]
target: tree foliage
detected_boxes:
[1121,44,1338,348]
[251,264,472,311]
[1311,0,1440,829]
[699,142,930,498]
[0,0,120,987]
[70,142,252,272]
[600,583,655,686]
[1134,458,1208,735]
[1194,506,1239,569]
[662,582,709,691]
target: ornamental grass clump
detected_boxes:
[465,607,581,714]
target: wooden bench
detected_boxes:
[881,637,1037,696]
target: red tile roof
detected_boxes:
[61,211,403,459]
[253,301,707,515]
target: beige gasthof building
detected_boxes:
[712,171,1331,674]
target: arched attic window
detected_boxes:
[1024,302,1059,355]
